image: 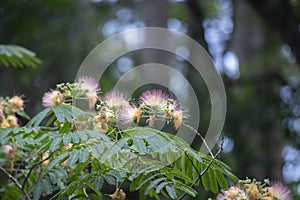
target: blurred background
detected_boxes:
[1,0,300,199]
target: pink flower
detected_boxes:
[7,115,18,127]
[266,182,292,200]
[77,76,101,109]
[140,90,168,110]
[102,92,129,110]
[42,90,64,108]
[217,186,247,200]
[118,104,142,124]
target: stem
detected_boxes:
[83,187,88,197]
[0,165,32,200]
[22,154,52,189]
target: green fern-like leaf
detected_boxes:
[49,137,63,152]
[155,181,169,194]
[71,131,80,144]
[41,177,54,195]
[132,136,148,154]
[0,44,41,68]
[0,111,238,200]
[33,181,42,200]
[27,107,52,127]
[79,147,89,163]
[174,181,198,197]
[94,177,104,190]
[208,168,218,194]
[67,149,80,168]
[144,177,166,195]
[48,151,70,169]
[215,170,228,189]
[165,185,177,199]
[27,105,87,127]
[63,134,72,146]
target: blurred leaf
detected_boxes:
[0,44,41,68]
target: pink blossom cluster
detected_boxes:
[96,89,184,133]
[217,179,293,200]
[42,76,185,132]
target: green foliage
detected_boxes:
[0,44,41,68]
[0,104,237,200]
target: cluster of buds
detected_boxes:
[0,96,25,172]
[0,96,24,128]
[41,77,185,133]
[217,178,293,200]
[42,76,101,109]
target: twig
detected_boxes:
[177,133,224,200]
[0,165,32,200]
[183,123,214,157]
[22,154,52,189]
[14,160,25,178]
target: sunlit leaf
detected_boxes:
[166,185,177,199]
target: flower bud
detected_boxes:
[246,184,261,199]
[8,96,24,111]
[0,118,10,128]
[7,115,18,127]
[110,189,126,200]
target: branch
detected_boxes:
[0,165,32,200]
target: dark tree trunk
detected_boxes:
[246,0,300,67]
